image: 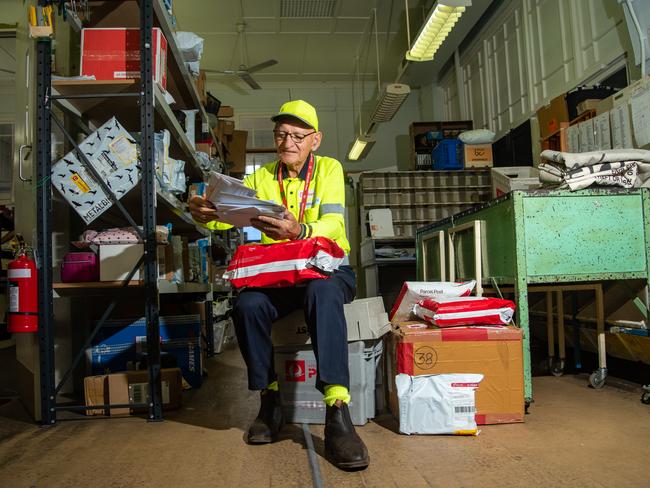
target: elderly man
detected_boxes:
[190,100,369,469]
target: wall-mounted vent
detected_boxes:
[280,0,337,18]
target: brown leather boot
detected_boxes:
[324,400,370,469]
[247,389,284,444]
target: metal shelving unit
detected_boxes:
[36,0,217,425]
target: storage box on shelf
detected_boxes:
[358,170,492,238]
[410,120,473,170]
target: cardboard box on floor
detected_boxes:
[386,323,524,425]
[84,368,182,416]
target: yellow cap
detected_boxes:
[271,100,319,131]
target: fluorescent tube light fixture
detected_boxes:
[348,136,375,161]
[370,83,411,123]
[405,0,471,62]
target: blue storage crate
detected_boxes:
[87,314,203,388]
[432,139,463,170]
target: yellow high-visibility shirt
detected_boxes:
[202,154,350,254]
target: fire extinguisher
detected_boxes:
[7,245,38,333]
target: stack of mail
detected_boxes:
[206,172,286,227]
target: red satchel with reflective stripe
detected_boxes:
[223,237,345,288]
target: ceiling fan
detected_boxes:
[204,22,278,90]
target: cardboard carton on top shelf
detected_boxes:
[80,28,168,90]
[219,119,235,136]
[217,106,234,118]
[536,94,569,140]
[463,143,493,168]
[576,99,601,116]
[225,130,248,174]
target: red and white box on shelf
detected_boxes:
[80,28,168,89]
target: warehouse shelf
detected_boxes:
[52,280,211,296]
[51,80,207,180]
[36,0,220,425]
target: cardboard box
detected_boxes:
[51,117,140,224]
[195,142,214,157]
[536,94,569,139]
[84,368,183,416]
[88,315,203,388]
[218,119,235,136]
[99,244,143,281]
[271,297,391,346]
[463,143,493,168]
[226,130,248,174]
[80,28,167,89]
[387,323,524,425]
[576,99,601,116]
[217,106,234,118]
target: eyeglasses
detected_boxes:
[273,130,316,143]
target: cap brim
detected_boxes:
[271,113,316,130]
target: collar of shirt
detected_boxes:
[280,154,311,180]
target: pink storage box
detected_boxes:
[61,252,99,282]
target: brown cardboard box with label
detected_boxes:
[387,323,524,425]
[463,144,493,168]
[218,106,234,118]
[84,368,183,416]
[226,130,248,174]
[536,94,569,139]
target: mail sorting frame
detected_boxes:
[415,188,650,405]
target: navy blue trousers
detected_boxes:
[232,266,356,393]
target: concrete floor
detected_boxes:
[1,344,650,488]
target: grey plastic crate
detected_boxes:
[274,340,383,426]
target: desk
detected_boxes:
[416,188,650,406]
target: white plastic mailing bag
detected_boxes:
[395,373,483,435]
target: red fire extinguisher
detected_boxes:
[7,246,38,333]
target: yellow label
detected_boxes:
[70,173,90,193]
[453,429,478,436]
[109,135,137,165]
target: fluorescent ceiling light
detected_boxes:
[280,0,337,18]
[370,84,411,123]
[405,0,471,62]
[348,136,375,161]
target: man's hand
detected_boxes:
[251,209,301,241]
[189,195,219,225]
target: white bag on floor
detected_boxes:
[396,373,482,435]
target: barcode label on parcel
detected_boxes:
[454,405,475,414]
